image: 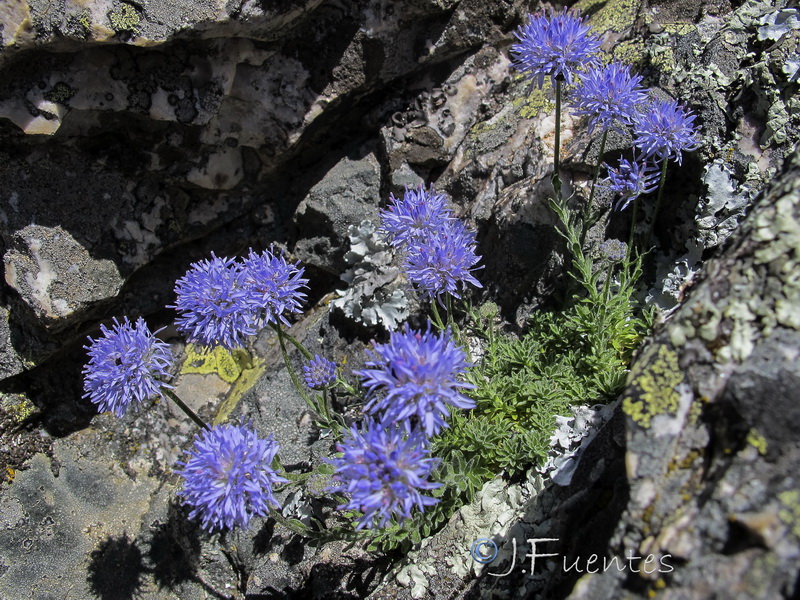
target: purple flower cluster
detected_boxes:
[303,354,337,390]
[172,254,256,350]
[380,185,482,300]
[83,316,174,418]
[172,247,308,350]
[632,99,700,166]
[570,62,646,134]
[242,248,308,327]
[357,325,475,438]
[176,423,287,532]
[326,420,441,529]
[404,219,483,300]
[602,157,660,211]
[380,186,452,248]
[511,8,601,88]
[511,9,702,210]
[328,324,475,529]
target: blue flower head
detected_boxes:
[356,325,475,437]
[633,99,700,165]
[599,239,628,262]
[511,8,601,88]
[176,423,287,532]
[303,354,337,390]
[380,185,453,248]
[570,62,647,134]
[83,316,174,418]
[326,420,441,530]
[242,246,308,327]
[602,156,660,211]
[172,253,255,350]
[403,218,483,300]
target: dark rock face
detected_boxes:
[454,147,800,600]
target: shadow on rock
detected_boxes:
[87,534,146,600]
[147,500,203,592]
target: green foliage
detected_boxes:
[363,196,651,553]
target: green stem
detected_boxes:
[270,323,313,360]
[649,159,669,241]
[321,389,333,427]
[626,196,639,264]
[268,507,313,537]
[583,128,609,238]
[552,77,563,201]
[445,294,454,330]
[275,323,316,413]
[275,324,342,433]
[163,389,210,431]
[431,299,446,331]
[335,377,361,399]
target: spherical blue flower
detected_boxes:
[598,239,628,262]
[175,423,287,533]
[380,185,453,249]
[83,316,174,418]
[326,420,441,530]
[632,99,700,165]
[303,354,337,390]
[356,325,475,437]
[602,156,660,210]
[511,8,602,89]
[172,253,255,350]
[403,218,483,300]
[570,62,647,134]
[242,246,308,328]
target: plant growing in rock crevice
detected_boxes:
[79,6,704,566]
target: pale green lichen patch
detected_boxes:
[108,2,141,33]
[509,78,554,120]
[0,393,39,426]
[673,151,800,364]
[574,0,642,34]
[745,428,768,456]
[181,344,248,384]
[610,40,647,67]
[212,359,266,426]
[623,345,685,429]
[43,82,76,105]
[777,490,800,538]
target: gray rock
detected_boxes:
[0,306,25,379]
[4,225,123,330]
[293,148,383,275]
[0,438,161,600]
[462,143,800,600]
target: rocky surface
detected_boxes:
[0,0,799,598]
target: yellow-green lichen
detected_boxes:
[108,3,141,33]
[181,344,248,384]
[745,428,768,456]
[610,40,647,67]
[0,393,38,425]
[212,358,266,426]
[622,345,684,428]
[648,44,677,74]
[778,490,800,538]
[512,84,555,120]
[43,82,76,105]
[687,398,703,426]
[667,449,702,475]
[661,23,696,36]
[574,0,642,34]
[78,10,91,31]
